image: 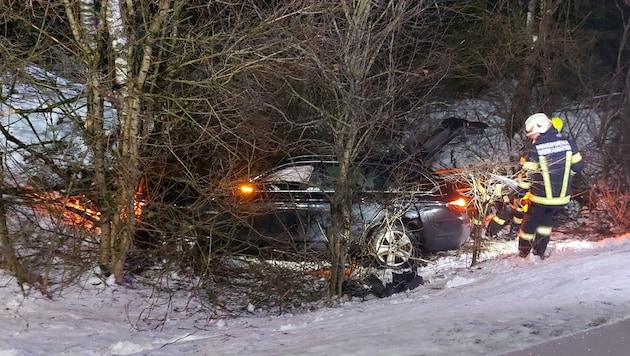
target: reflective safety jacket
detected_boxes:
[517,127,584,206]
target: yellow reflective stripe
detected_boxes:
[522,161,538,171]
[560,151,571,197]
[518,181,531,189]
[571,152,582,164]
[512,216,523,224]
[539,156,553,199]
[536,225,552,236]
[492,215,506,225]
[519,232,535,241]
[529,194,571,205]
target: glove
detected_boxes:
[487,208,511,238]
[513,192,531,212]
[487,218,504,237]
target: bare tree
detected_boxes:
[590,1,630,231]
[58,0,175,283]
[276,0,451,297]
[601,0,630,180]
[440,0,598,140]
[0,4,84,295]
[0,152,32,288]
[1,0,318,288]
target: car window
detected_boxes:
[257,157,441,194]
[364,162,441,194]
[304,164,336,190]
[314,164,379,191]
[363,170,385,190]
[265,165,314,184]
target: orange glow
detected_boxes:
[309,261,357,277]
[311,267,354,277]
[447,197,468,212]
[64,195,101,221]
[29,191,101,230]
[238,182,256,196]
[27,180,148,232]
[120,182,147,221]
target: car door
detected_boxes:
[236,162,330,250]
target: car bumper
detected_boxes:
[418,209,472,252]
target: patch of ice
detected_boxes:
[445,276,477,288]
[108,341,149,355]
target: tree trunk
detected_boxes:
[508,0,562,137]
[111,94,141,284]
[85,69,113,275]
[328,147,353,297]
[507,0,540,137]
[62,0,171,282]
[108,0,171,284]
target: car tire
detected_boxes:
[369,221,417,269]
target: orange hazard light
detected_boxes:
[447,197,468,212]
[238,182,256,196]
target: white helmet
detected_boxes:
[525,113,552,137]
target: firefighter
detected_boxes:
[487,117,566,239]
[515,113,584,258]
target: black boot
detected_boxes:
[518,238,532,257]
[533,235,550,260]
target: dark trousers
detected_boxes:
[518,203,561,256]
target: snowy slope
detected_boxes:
[1,233,629,356]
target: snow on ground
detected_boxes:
[2,232,630,356]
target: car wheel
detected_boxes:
[370,222,416,269]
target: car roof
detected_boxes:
[254,154,437,183]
